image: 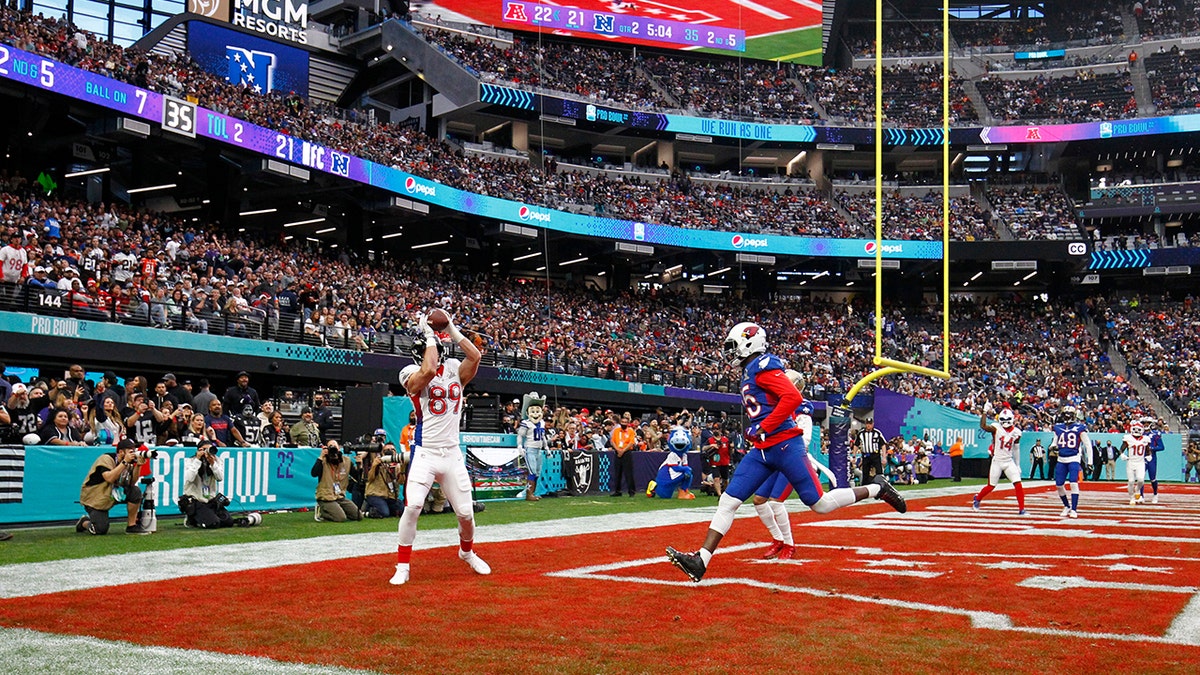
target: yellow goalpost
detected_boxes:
[845,0,953,403]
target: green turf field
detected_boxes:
[0,479,987,565]
[696,27,823,64]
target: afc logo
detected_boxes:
[226,46,275,94]
[503,2,529,22]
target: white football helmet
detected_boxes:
[1130,422,1144,437]
[724,322,768,366]
[997,409,1015,427]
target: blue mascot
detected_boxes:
[646,426,697,499]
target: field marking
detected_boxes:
[729,0,790,20]
[1018,576,1197,594]
[0,627,384,675]
[0,485,983,600]
[549,542,1200,646]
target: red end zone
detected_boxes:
[3,485,1200,673]
[425,0,821,46]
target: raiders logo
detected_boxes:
[567,451,595,495]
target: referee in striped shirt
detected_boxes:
[854,418,887,482]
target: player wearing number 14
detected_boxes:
[390,310,491,585]
[974,408,1026,514]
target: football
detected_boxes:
[427,308,451,331]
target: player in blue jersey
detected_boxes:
[646,426,697,500]
[1142,417,1163,504]
[1049,406,1092,519]
[666,322,907,583]
[753,373,839,561]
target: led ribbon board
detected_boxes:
[0,42,940,258]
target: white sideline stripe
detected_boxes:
[1166,592,1200,643]
[808,520,1200,544]
[0,485,968,599]
[0,628,384,675]
[729,0,790,20]
[852,568,944,579]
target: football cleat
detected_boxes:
[873,475,907,513]
[676,490,696,500]
[972,496,981,511]
[1068,510,1078,519]
[776,544,796,561]
[1135,495,1144,504]
[1060,506,1071,517]
[762,540,786,560]
[1152,495,1159,504]
[666,546,706,583]
[389,563,410,586]
[459,549,492,575]
[1130,497,1138,506]
[645,480,657,498]
[1018,509,1026,515]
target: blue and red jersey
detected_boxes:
[740,353,803,450]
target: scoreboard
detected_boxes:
[500,1,744,52]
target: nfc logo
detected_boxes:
[1067,242,1087,256]
[226,46,275,94]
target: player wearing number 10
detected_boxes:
[390,311,491,585]
[666,322,907,583]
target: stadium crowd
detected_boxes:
[0,172,1162,436]
[1092,295,1200,430]
[985,185,1082,240]
[976,70,1137,124]
[834,191,993,241]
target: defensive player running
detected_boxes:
[1141,418,1163,504]
[646,426,697,499]
[666,322,907,583]
[974,408,1026,514]
[1049,406,1091,519]
[390,311,490,585]
[753,370,835,561]
[1121,421,1151,506]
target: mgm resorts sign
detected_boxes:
[188,0,309,44]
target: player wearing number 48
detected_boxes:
[666,321,907,583]
[391,310,491,585]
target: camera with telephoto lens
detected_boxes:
[130,446,158,460]
[377,453,401,466]
[214,493,231,508]
[325,445,343,464]
[345,440,384,455]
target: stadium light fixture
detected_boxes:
[314,227,336,234]
[283,217,325,228]
[536,266,546,272]
[239,208,277,216]
[560,257,588,266]
[1022,271,1037,280]
[126,183,176,194]
[710,267,731,276]
[970,271,983,281]
[514,252,541,261]
[64,167,110,178]
[381,232,404,239]
[412,240,449,249]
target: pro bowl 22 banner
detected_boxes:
[188,20,309,97]
[872,388,991,459]
[0,445,321,524]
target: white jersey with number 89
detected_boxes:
[400,359,464,449]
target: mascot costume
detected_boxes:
[516,392,548,501]
[646,426,697,499]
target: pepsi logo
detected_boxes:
[404,177,436,197]
[731,235,768,249]
[864,241,877,254]
[518,206,551,223]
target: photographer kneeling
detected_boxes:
[76,439,151,535]
[180,440,234,529]
[312,440,361,522]
[363,442,405,518]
